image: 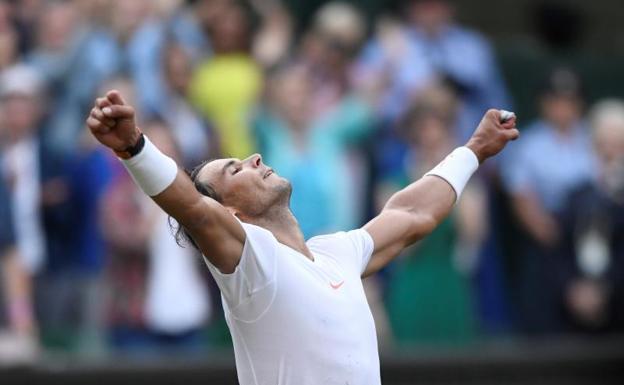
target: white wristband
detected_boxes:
[425,146,479,202]
[120,135,178,196]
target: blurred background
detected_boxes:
[0,0,623,384]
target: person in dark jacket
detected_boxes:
[556,100,624,332]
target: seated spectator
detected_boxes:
[556,100,624,333]
[502,68,597,334]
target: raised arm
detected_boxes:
[362,109,518,277]
[86,90,245,273]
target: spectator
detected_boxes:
[0,150,38,363]
[189,0,263,159]
[1,65,52,275]
[0,64,74,347]
[502,67,597,333]
[59,130,114,354]
[556,100,624,333]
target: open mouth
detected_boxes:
[263,169,274,179]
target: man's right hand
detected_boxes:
[86,90,141,152]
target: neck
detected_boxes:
[243,206,314,261]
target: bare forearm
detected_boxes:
[384,175,456,243]
[362,175,458,277]
[143,166,244,271]
[364,109,519,277]
[151,171,211,231]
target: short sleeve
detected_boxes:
[203,222,277,317]
[345,229,375,276]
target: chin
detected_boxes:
[279,178,292,194]
[273,178,292,202]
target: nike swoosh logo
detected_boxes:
[329,280,345,290]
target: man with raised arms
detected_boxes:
[86,90,518,384]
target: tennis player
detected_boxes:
[87,90,518,384]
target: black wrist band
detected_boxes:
[115,132,145,159]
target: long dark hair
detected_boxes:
[169,159,222,250]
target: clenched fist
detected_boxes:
[86,90,141,152]
[466,109,520,163]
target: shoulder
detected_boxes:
[308,229,374,258]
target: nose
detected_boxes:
[247,153,262,168]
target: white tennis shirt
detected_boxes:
[204,222,380,385]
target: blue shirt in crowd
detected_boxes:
[503,120,597,213]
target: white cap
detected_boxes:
[0,64,44,98]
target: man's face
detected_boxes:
[541,94,582,131]
[408,0,452,34]
[196,154,291,218]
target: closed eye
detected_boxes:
[232,166,241,175]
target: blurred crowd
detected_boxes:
[1,0,624,362]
